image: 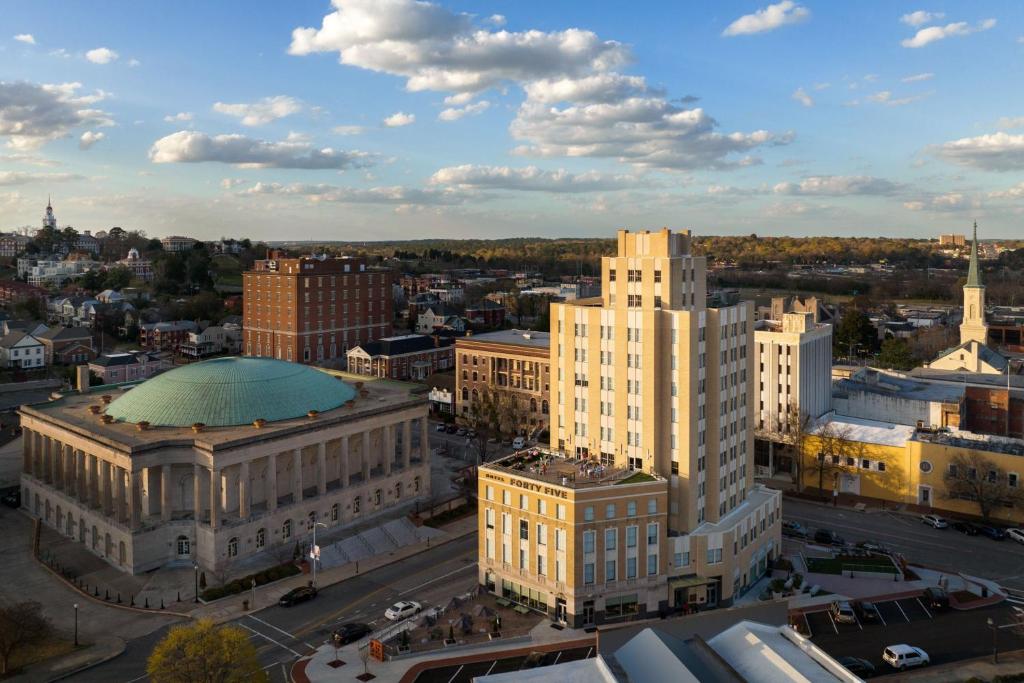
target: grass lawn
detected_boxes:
[805,555,898,575]
[7,638,77,676]
[617,472,656,485]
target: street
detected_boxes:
[81,534,478,683]
[783,498,1024,590]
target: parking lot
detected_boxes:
[412,645,595,683]
[800,600,1024,675]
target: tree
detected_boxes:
[803,420,856,497]
[877,337,916,371]
[943,452,1024,521]
[756,402,815,492]
[833,308,877,358]
[0,601,50,674]
[147,618,266,683]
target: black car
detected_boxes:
[278,586,317,607]
[922,586,949,610]
[445,424,459,434]
[852,600,880,623]
[782,521,808,539]
[951,521,980,535]
[332,622,372,644]
[837,656,875,677]
[814,529,845,546]
[978,525,1006,541]
[0,490,20,509]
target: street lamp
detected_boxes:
[311,521,327,588]
[988,617,998,663]
[73,603,78,647]
[817,452,826,499]
[193,561,200,603]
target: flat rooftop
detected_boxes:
[482,448,665,490]
[458,329,550,349]
[19,370,422,455]
[835,368,965,404]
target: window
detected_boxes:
[583,530,595,553]
[647,523,658,545]
[626,526,637,548]
[584,562,595,585]
[520,519,529,540]
[374,488,382,505]
[605,559,617,582]
[556,503,566,520]
[627,501,637,517]
[647,554,658,576]
[919,461,932,474]
[537,499,547,516]
[485,508,495,529]
[282,519,292,540]
[555,528,566,551]
[605,503,615,519]
[331,503,339,522]
[1010,473,1019,488]
[647,499,657,514]
[626,557,637,579]
[227,537,238,558]
[519,494,528,510]
[486,485,494,501]
[536,523,547,545]
[605,528,617,551]
[353,495,361,513]
[503,490,511,506]
[877,462,886,472]
[584,506,595,522]
[537,555,545,576]
[706,547,722,564]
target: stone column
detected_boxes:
[339,436,349,488]
[63,444,74,493]
[209,468,220,530]
[127,470,140,530]
[268,453,278,512]
[383,425,394,476]
[100,460,112,515]
[292,448,303,502]
[21,428,31,476]
[87,455,98,508]
[420,417,430,461]
[402,420,412,469]
[75,450,86,503]
[47,438,56,485]
[361,431,371,480]
[239,460,250,519]
[317,443,327,497]
[193,464,203,523]
[161,464,172,522]
[115,466,126,524]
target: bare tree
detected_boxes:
[463,388,531,462]
[0,601,50,674]
[755,402,815,491]
[803,420,856,497]
[943,452,1024,521]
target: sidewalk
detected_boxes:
[190,515,478,624]
[885,648,1024,682]
[10,636,125,683]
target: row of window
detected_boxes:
[582,554,658,584]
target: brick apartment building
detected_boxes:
[963,386,1024,439]
[138,320,199,351]
[455,329,551,437]
[0,280,46,305]
[243,253,393,364]
[346,333,454,381]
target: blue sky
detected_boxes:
[2,1,1023,240]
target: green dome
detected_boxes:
[106,357,356,427]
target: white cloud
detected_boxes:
[128,58,141,67]
[901,19,995,48]
[148,130,374,169]
[706,184,763,196]
[813,82,831,91]
[996,116,1024,129]
[444,93,474,106]
[333,125,366,135]
[212,95,302,126]
[438,100,490,121]
[903,192,972,211]
[164,112,194,123]
[382,111,415,127]
[988,182,1024,199]
[289,0,628,94]
[78,130,105,149]
[239,181,468,205]
[792,87,813,107]
[722,1,809,37]
[85,47,119,64]
[429,164,643,192]
[901,72,934,82]
[49,48,70,58]
[524,73,653,105]
[220,178,248,190]
[0,154,60,167]
[14,34,36,45]
[487,14,506,27]
[901,10,944,27]
[865,90,930,107]
[0,171,83,186]
[0,81,113,150]
[773,175,903,195]
[932,132,1024,171]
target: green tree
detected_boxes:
[833,309,877,358]
[877,337,916,370]
[147,619,266,683]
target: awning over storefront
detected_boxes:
[668,575,711,591]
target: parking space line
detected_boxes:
[485,660,497,676]
[585,646,594,659]
[238,623,303,658]
[916,597,932,619]
[894,600,910,622]
[875,606,887,626]
[825,611,839,635]
[446,665,464,683]
[802,612,813,638]
[554,651,562,664]
[853,611,862,631]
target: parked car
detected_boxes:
[922,587,949,610]
[445,424,458,434]
[385,600,422,621]
[921,514,948,529]
[882,644,930,671]
[853,600,881,623]
[511,436,526,449]
[814,529,845,546]
[0,490,20,509]
[978,525,1007,541]
[332,623,373,644]
[1008,528,1024,544]
[466,429,477,438]
[830,600,857,624]
[837,656,876,677]
[278,586,317,607]
[951,520,979,535]
[782,521,808,538]
[435,423,447,432]
[855,540,889,554]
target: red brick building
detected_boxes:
[139,320,198,351]
[0,280,46,305]
[465,300,506,328]
[36,326,95,365]
[964,386,1024,439]
[346,334,453,381]
[243,253,393,364]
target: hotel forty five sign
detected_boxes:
[482,471,568,499]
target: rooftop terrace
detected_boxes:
[482,448,664,490]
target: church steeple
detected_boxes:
[966,221,982,288]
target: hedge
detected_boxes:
[201,562,301,601]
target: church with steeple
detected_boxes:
[928,223,1009,375]
[42,196,57,230]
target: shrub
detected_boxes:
[792,573,804,589]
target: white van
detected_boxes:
[882,644,929,671]
[511,436,526,449]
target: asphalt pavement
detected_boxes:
[783,498,1024,591]
[82,534,478,683]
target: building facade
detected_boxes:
[0,331,46,369]
[160,236,198,252]
[88,351,171,384]
[243,254,393,365]
[536,228,780,610]
[346,334,454,381]
[456,330,551,437]
[19,357,431,574]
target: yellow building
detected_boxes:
[801,414,1024,525]
[545,228,782,608]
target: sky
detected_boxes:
[2,0,1024,241]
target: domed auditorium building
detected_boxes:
[18,357,431,574]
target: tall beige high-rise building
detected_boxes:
[548,228,781,608]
